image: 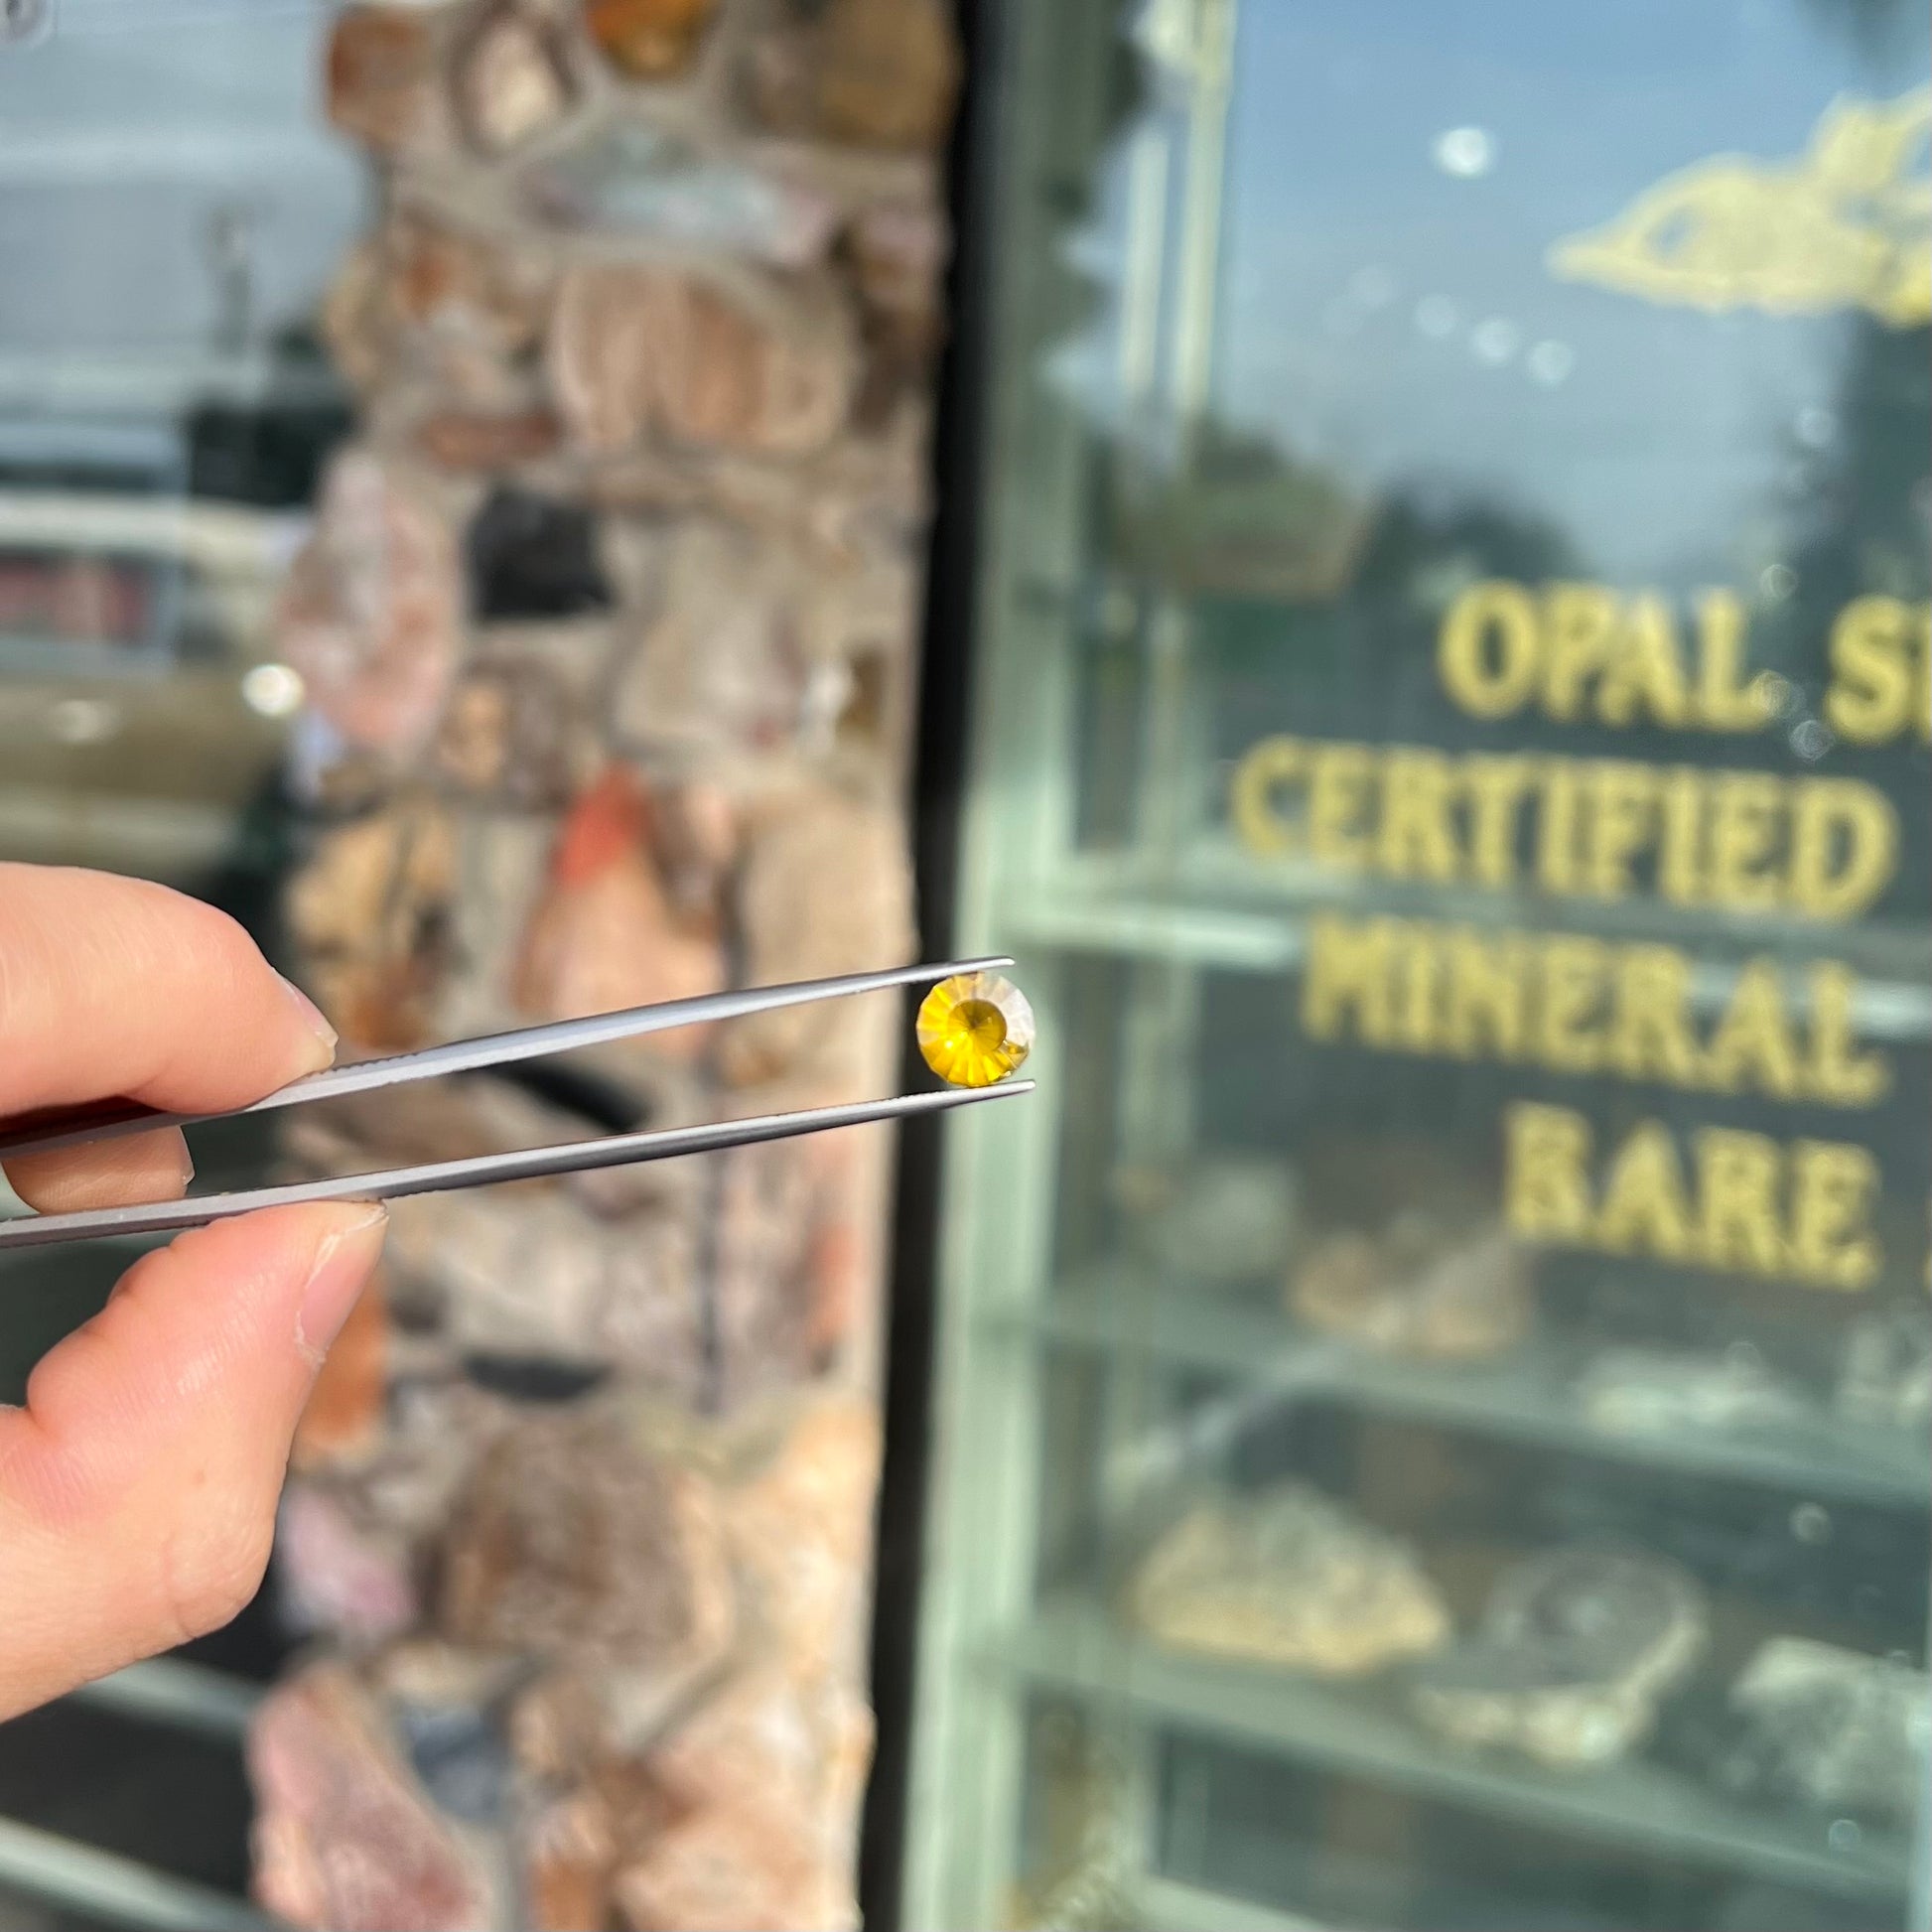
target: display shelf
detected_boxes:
[987,1597,1912,1907]
[1005,850,1932,1042]
[988,1270,1930,1509]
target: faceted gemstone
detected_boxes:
[916,971,1034,1087]
[584,0,719,80]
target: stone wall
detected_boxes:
[245,4,957,1925]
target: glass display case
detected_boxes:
[904,2,1931,1928]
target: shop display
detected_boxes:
[902,8,1929,1930]
[1127,1482,1450,1676]
[1413,1549,1707,1767]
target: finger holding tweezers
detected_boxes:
[0,1081,1033,1252]
[0,956,1014,1163]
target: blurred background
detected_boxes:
[0,2,1925,1930]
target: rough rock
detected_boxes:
[747,0,957,151]
[439,1408,737,1676]
[1412,1548,1707,1767]
[548,263,856,458]
[1129,1482,1449,1677]
[294,1265,390,1468]
[585,0,720,79]
[721,785,911,1085]
[327,6,446,158]
[435,657,584,805]
[454,7,575,156]
[275,1483,419,1646]
[248,1664,495,1932]
[276,449,463,755]
[511,767,726,1060]
[286,804,458,1050]
[466,486,612,620]
[324,212,552,408]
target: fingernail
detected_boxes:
[276,972,339,1066]
[295,1204,386,1369]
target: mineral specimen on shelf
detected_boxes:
[523,1786,620,1932]
[585,0,720,79]
[1128,1482,1449,1677]
[1289,1222,1532,1360]
[1721,1638,1930,1819]
[916,971,1035,1088]
[521,123,839,266]
[439,1409,737,1676]
[248,1664,495,1932]
[1412,1547,1707,1767]
[275,1484,419,1646]
[276,449,463,754]
[1114,1157,1298,1288]
[1835,1304,1932,1431]
[285,804,458,1050]
[466,486,613,619]
[1575,1347,1812,1437]
[512,767,726,1058]
[294,1266,390,1469]
[548,263,857,457]
[327,5,445,157]
[720,786,911,1085]
[454,7,575,156]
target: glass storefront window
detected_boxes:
[908,2,1930,1927]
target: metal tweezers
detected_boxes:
[0,957,1032,1251]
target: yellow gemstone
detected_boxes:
[916,971,1035,1087]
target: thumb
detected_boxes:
[0,1201,387,1719]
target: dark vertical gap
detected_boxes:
[859,0,1005,1922]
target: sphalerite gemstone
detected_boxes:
[916,972,1034,1088]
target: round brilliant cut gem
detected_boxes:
[916,972,1035,1087]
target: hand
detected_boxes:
[0,865,386,1719]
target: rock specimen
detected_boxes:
[466,486,613,620]
[277,449,464,754]
[585,0,720,80]
[511,767,726,1056]
[1412,1547,1707,1766]
[1575,1347,1811,1437]
[1128,1482,1449,1677]
[438,1408,737,1678]
[453,8,575,157]
[1290,1221,1531,1360]
[327,6,446,158]
[1114,1156,1298,1287]
[1720,1638,1930,1820]
[748,0,958,151]
[547,263,857,457]
[249,1664,496,1932]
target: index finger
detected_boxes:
[0,865,339,1123]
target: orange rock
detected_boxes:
[584,0,719,79]
[294,1266,389,1469]
[512,768,725,1060]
